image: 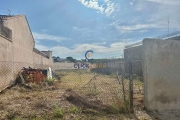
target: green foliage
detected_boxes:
[44,77,55,85]
[66,56,77,63]
[69,105,82,114]
[86,86,101,96]
[53,105,63,118]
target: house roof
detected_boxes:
[0,15,15,19]
[0,14,35,45]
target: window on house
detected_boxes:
[0,19,12,40]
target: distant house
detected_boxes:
[53,57,71,63]
[0,15,53,91]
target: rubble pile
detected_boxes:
[20,67,46,84]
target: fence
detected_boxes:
[52,63,130,111]
[52,60,144,112]
[0,60,144,119]
[0,61,51,91]
[129,60,144,113]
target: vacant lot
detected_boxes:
[0,70,144,120]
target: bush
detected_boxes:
[53,106,63,118]
[44,77,55,85]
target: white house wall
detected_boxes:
[0,15,52,91]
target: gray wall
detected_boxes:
[90,59,125,75]
[124,45,142,61]
[143,39,180,111]
[124,45,143,76]
[53,63,75,70]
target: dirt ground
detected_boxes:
[0,70,147,120]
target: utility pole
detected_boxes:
[168,17,169,37]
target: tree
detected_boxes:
[66,57,76,63]
[53,56,60,62]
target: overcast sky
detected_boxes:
[1,0,180,59]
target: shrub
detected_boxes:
[44,77,55,85]
[53,105,63,118]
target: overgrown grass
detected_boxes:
[68,105,82,114]
[6,110,17,120]
[0,69,144,119]
[58,71,95,90]
[53,105,64,118]
[110,93,130,114]
[44,77,55,86]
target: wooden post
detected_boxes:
[129,61,134,112]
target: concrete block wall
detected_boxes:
[143,38,180,111]
[124,45,142,61]
[53,63,75,70]
[124,45,143,76]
